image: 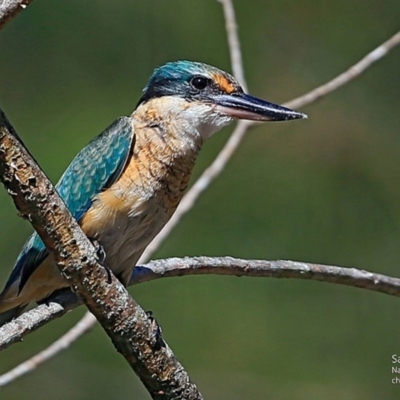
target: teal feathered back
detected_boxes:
[1,117,134,293]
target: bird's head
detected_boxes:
[136,61,306,141]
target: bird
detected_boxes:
[0,60,307,325]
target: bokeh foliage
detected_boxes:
[1,0,400,399]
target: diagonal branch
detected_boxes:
[285,29,400,110]
[218,0,247,91]
[0,312,96,387]
[0,107,203,399]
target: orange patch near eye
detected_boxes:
[212,73,236,94]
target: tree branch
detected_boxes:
[285,29,400,110]
[2,256,400,356]
[141,257,400,297]
[0,312,96,387]
[0,107,203,399]
[217,0,247,91]
[0,0,34,30]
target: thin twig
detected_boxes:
[0,312,96,387]
[0,0,34,30]
[218,0,247,91]
[285,30,400,110]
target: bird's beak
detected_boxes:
[214,93,307,121]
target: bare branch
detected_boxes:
[0,107,203,399]
[285,30,400,110]
[138,257,400,297]
[0,289,79,351]
[0,0,34,30]
[0,312,96,387]
[2,256,400,354]
[218,0,247,91]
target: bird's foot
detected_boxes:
[91,239,106,263]
[146,310,165,350]
[91,239,112,284]
[103,265,113,284]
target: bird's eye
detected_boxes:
[190,76,209,90]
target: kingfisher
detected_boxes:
[0,61,306,325]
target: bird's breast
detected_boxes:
[121,129,198,213]
[80,127,199,278]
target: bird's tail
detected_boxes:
[0,305,26,327]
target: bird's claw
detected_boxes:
[91,239,112,284]
[103,265,113,284]
[146,310,165,350]
[91,239,106,263]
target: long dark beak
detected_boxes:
[214,93,307,121]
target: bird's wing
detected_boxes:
[2,117,135,294]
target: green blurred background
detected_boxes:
[1,0,400,399]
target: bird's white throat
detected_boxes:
[135,96,233,147]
